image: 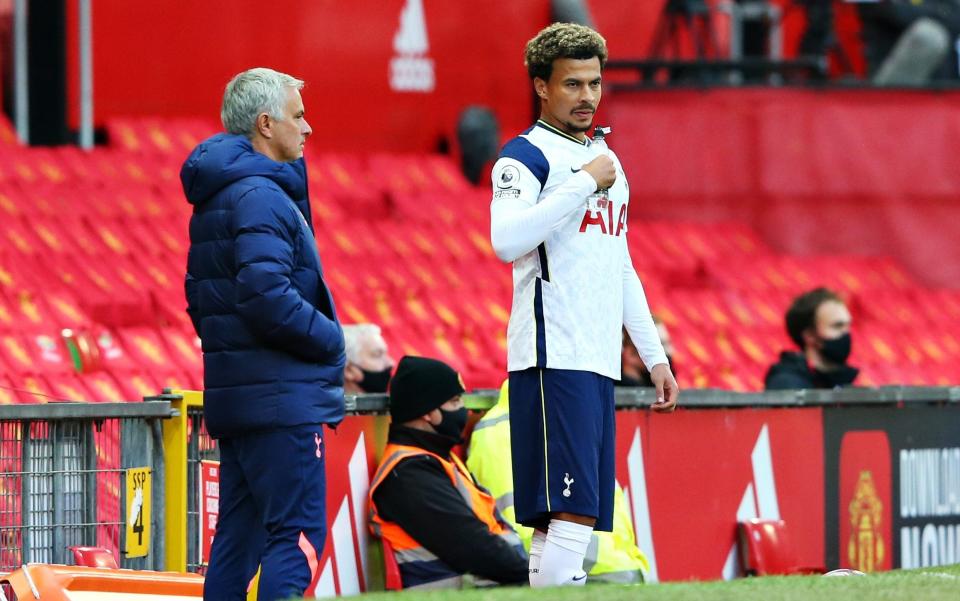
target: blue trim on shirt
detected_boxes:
[500,137,549,190]
[537,244,550,282]
[534,278,547,367]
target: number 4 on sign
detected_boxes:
[125,467,152,558]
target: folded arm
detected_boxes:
[489,142,597,262]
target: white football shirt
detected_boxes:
[490,120,667,380]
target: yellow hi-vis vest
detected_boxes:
[467,381,650,584]
[368,442,524,589]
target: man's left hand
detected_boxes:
[650,363,679,413]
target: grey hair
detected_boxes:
[221,67,304,137]
[342,323,383,365]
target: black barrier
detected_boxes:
[824,402,960,571]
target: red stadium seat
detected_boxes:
[738,519,823,576]
[81,372,129,402]
[44,375,95,403]
[380,538,402,591]
[69,546,119,569]
[7,374,55,404]
[0,376,19,405]
[0,121,952,394]
[104,371,160,401]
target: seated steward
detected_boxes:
[368,356,528,589]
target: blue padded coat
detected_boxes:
[182,134,345,439]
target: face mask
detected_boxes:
[434,407,468,442]
[360,367,392,393]
[820,333,852,365]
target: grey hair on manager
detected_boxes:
[342,323,383,365]
[221,68,304,137]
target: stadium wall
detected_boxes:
[62,0,878,154]
[158,389,959,594]
[608,88,960,289]
[64,0,552,152]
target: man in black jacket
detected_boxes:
[368,356,528,589]
[765,287,859,390]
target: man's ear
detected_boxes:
[802,327,819,350]
[344,364,363,384]
[255,112,273,138]
[422,408,442,427]
[534,77,548,100]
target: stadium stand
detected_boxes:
[0,113,958,406]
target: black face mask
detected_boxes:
[360,367,392,393]
[820,333,852,365]
[434,407,468,442]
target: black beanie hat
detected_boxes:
[389,356,466,423]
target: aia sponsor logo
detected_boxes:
[579,199,626,236]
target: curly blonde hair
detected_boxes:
[524,23,608,81]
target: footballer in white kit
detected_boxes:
[489,23,679,588]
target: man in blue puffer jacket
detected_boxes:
[182,67,345,601]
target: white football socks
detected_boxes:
[528,529,546,584]
[530,519,593,587]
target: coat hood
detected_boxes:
[180,133,307,205]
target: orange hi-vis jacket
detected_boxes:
[368,443,524,589]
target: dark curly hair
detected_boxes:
[524,23,608,81]
[785,287,844,349]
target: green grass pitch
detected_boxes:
[353,564,960,601]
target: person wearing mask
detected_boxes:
[618,317,675,388]
[368,356,528,589]
[342,323,394,394]
[765,287,858,390]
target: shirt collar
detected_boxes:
[535,119,589,146]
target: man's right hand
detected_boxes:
[581,155,616,190]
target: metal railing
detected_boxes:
[185,403,218,573]
[0,401,173,573]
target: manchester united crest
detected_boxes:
[848,470,885,573]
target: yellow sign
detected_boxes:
[848,470,884,573]
[125,467,152,558]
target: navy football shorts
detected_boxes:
[508,367,615,532]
